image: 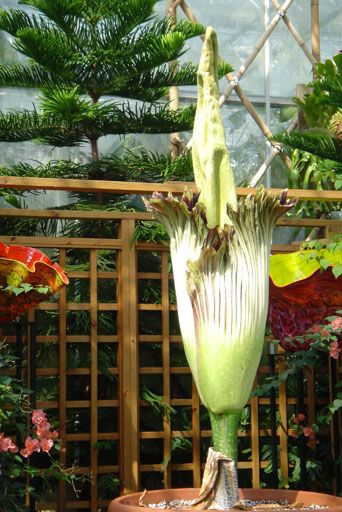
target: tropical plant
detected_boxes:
[273,53,342,216]
[0,0,230,231]
[145,27,295,508]
[0,5,221,504]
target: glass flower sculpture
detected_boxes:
[0,242,69,323]
[145,27,295,507]
[269,250,342,350]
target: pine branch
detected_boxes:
[0,110,85,145]
[109,63,198,101]
[0,97,195,145]
[0,64,71,88]
[0,150,194,183]
[22,0,156,31]
[0,7,51,36]
[272,131,342,163]
[89,0,158,50]
[112,102,195,134]
[13,27,78,78]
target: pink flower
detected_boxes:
[0,433,18,453]
[32,409,47,426]
[303,426,314,437]
[331,317,342,331]
[311,324,321,334]
[330,341,341,360]
[49,430,59,440]
[40,438,54,453]
[20,436,41,457]
[320,328,329,337]
[37,421,51,438]
[292,413,305,424]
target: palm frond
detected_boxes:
[272,131,342,163]
[313,77,342,107]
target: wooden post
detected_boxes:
[251,378,260,487]
[119,219,139,493]
[311,0,320,63]
[296,84,309,132]
[90,249,99,510]
[192,383,201,488]
[277,347,289,482]
[58,249,67,511]
[162,252,171,488]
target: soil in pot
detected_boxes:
[108,488,342,512]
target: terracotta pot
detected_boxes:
[108,488,342,512]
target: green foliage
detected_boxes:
[274,132,342,163]
[301,235,342,278]
[0,342,83,511]
[0,282,51,296]
[272,52,342,218]
[162,436,192,472]
[254,311,342,408]
[0,0,207,195]
[141,386,176,421]
[131,220,169,245]
[97,473,121,499]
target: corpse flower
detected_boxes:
[0,242,69,323]
[145,27,294,508]
[269,249,342,350]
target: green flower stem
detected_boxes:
[209,410,240,461]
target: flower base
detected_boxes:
[108,488,342,512]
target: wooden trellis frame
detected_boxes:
[0,178,341,511]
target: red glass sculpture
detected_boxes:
[269,250,342,351]
[0,242,69,323]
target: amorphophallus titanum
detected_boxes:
[269,249,342,350]
[146,27,294,506]
[0,242,69,323]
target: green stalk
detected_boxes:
[209,410,240,461]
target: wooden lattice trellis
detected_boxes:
[0,181,341,511]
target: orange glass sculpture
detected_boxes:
[268,251,342,350]
[0,242,69,323]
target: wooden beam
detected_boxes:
[0,175,341,201]
[0,208,152,220]
[0,208,341,229]
[0,236,122,249]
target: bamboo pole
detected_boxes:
[167,0,182,158]
[218,0,295,104]
[249,114,298,187]
[58,249,67,511]
[180,0,292,170]
[272,0,317,66]
[311,0,320,63]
